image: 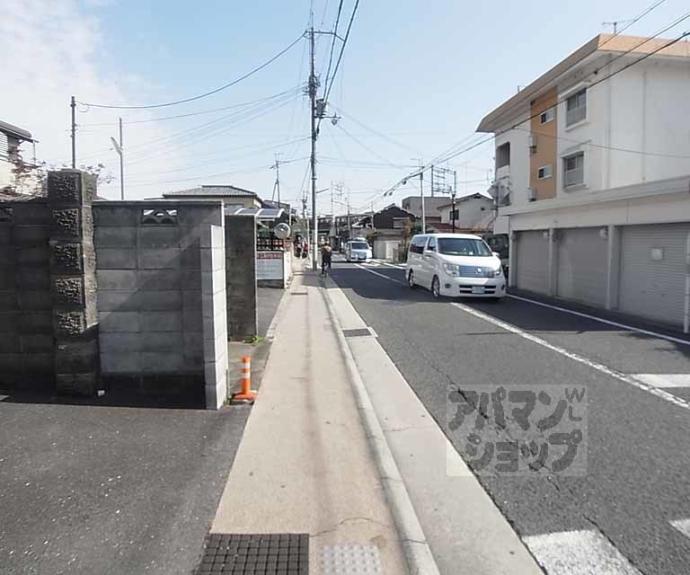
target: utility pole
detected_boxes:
[70,96,76,169]
[271,154,282,205]
[412,159,426,234]
[452,170,457,233]
[110,119,124,200]
[118,118,124,200]
[309,26,319,269]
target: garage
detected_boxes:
[516,230,549,294]
[618,223,690,327]
[556,227,608,307]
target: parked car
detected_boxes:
[406,233,506,299]
[345,240,373,263]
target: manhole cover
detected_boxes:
[195,533,308,574]
[321,544,382,574]
[342,328,373,338]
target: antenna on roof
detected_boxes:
[602,19,634,34]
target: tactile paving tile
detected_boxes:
[195,533,308,575]
[320,544,383,574]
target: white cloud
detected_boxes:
[0,0,180,199]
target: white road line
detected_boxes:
[451,301,690,412]
[670,518,690,539]
[523,529,642,575]
[507,294,690,347]
[631,374,690,388]
[355,264,690,411]
[355,264,405,285]
[378,261,406,269]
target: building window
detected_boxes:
[537,165,552,180]
[566,88,586,126]
[540,108,555,124]
[496,142,510,168]
[563,152,584,187]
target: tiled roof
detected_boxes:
[163,185,257,198]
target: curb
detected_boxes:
[320,281,441,575]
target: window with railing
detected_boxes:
[496,142,510,168]
[566,88,586,126]
[563,152,584,188]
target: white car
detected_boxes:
[406,233,506,299]
[346,240,373,263]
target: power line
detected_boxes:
[599,0,668,48]
[322,0,344,95]
[77,86,304,127]
[435,28,690,167]
[320,0,360,116]
[375,28,690,205]
[79,34,304,110]
[512,126,690,159]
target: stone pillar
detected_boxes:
[47,170,99,396]
[225,215,258,338]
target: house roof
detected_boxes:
[0,120,33,142]
[436,191,494,210]
[163,184,258,198]
[477,34,690,133]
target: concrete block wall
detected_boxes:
[93,201,224,399]
[0,199,54,389]
[225,215,258,338]
[201,224,228,409]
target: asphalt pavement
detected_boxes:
[329,257,690,575]
[0,396,250,575]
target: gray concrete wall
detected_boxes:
[201,224,228,408]
[0,199,54,389]
[225,215,257,338]
[93,201,224,398]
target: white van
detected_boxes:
[346,239,373,263]
[406,233,506,299]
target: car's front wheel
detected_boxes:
[431,276,441,299]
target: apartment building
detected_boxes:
[478,34,690,330]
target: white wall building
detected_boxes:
[478,34,690,331]
[437,193,495,229]
[0,120,34,193]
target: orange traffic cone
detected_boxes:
[232,355,256,403]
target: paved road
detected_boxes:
[330,258,690,575]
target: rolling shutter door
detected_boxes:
[556,227,608,307]
[516,230,549,294]
[619,223,690,327]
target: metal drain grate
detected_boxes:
[195,533,308,574]
[321,543,383,574]
[342,328,374,338]
[291,291,308,296]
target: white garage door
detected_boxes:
[556,227,608,307]
[619,223,690,327]
[516,230,549,294]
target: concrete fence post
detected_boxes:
[47,170,99,396]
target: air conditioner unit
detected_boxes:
[528,134,537,152]
[527,188,537,202]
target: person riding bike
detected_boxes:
[320,244,333,276]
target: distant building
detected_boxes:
[478,33,690,330]
[354,204,416,261]
[436,192,495,231]
[163,185,263,209]
[0,120,34,193]
[401,196,447,224]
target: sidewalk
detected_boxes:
[210,270,408,573]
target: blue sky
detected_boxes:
[2,0,687,213]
